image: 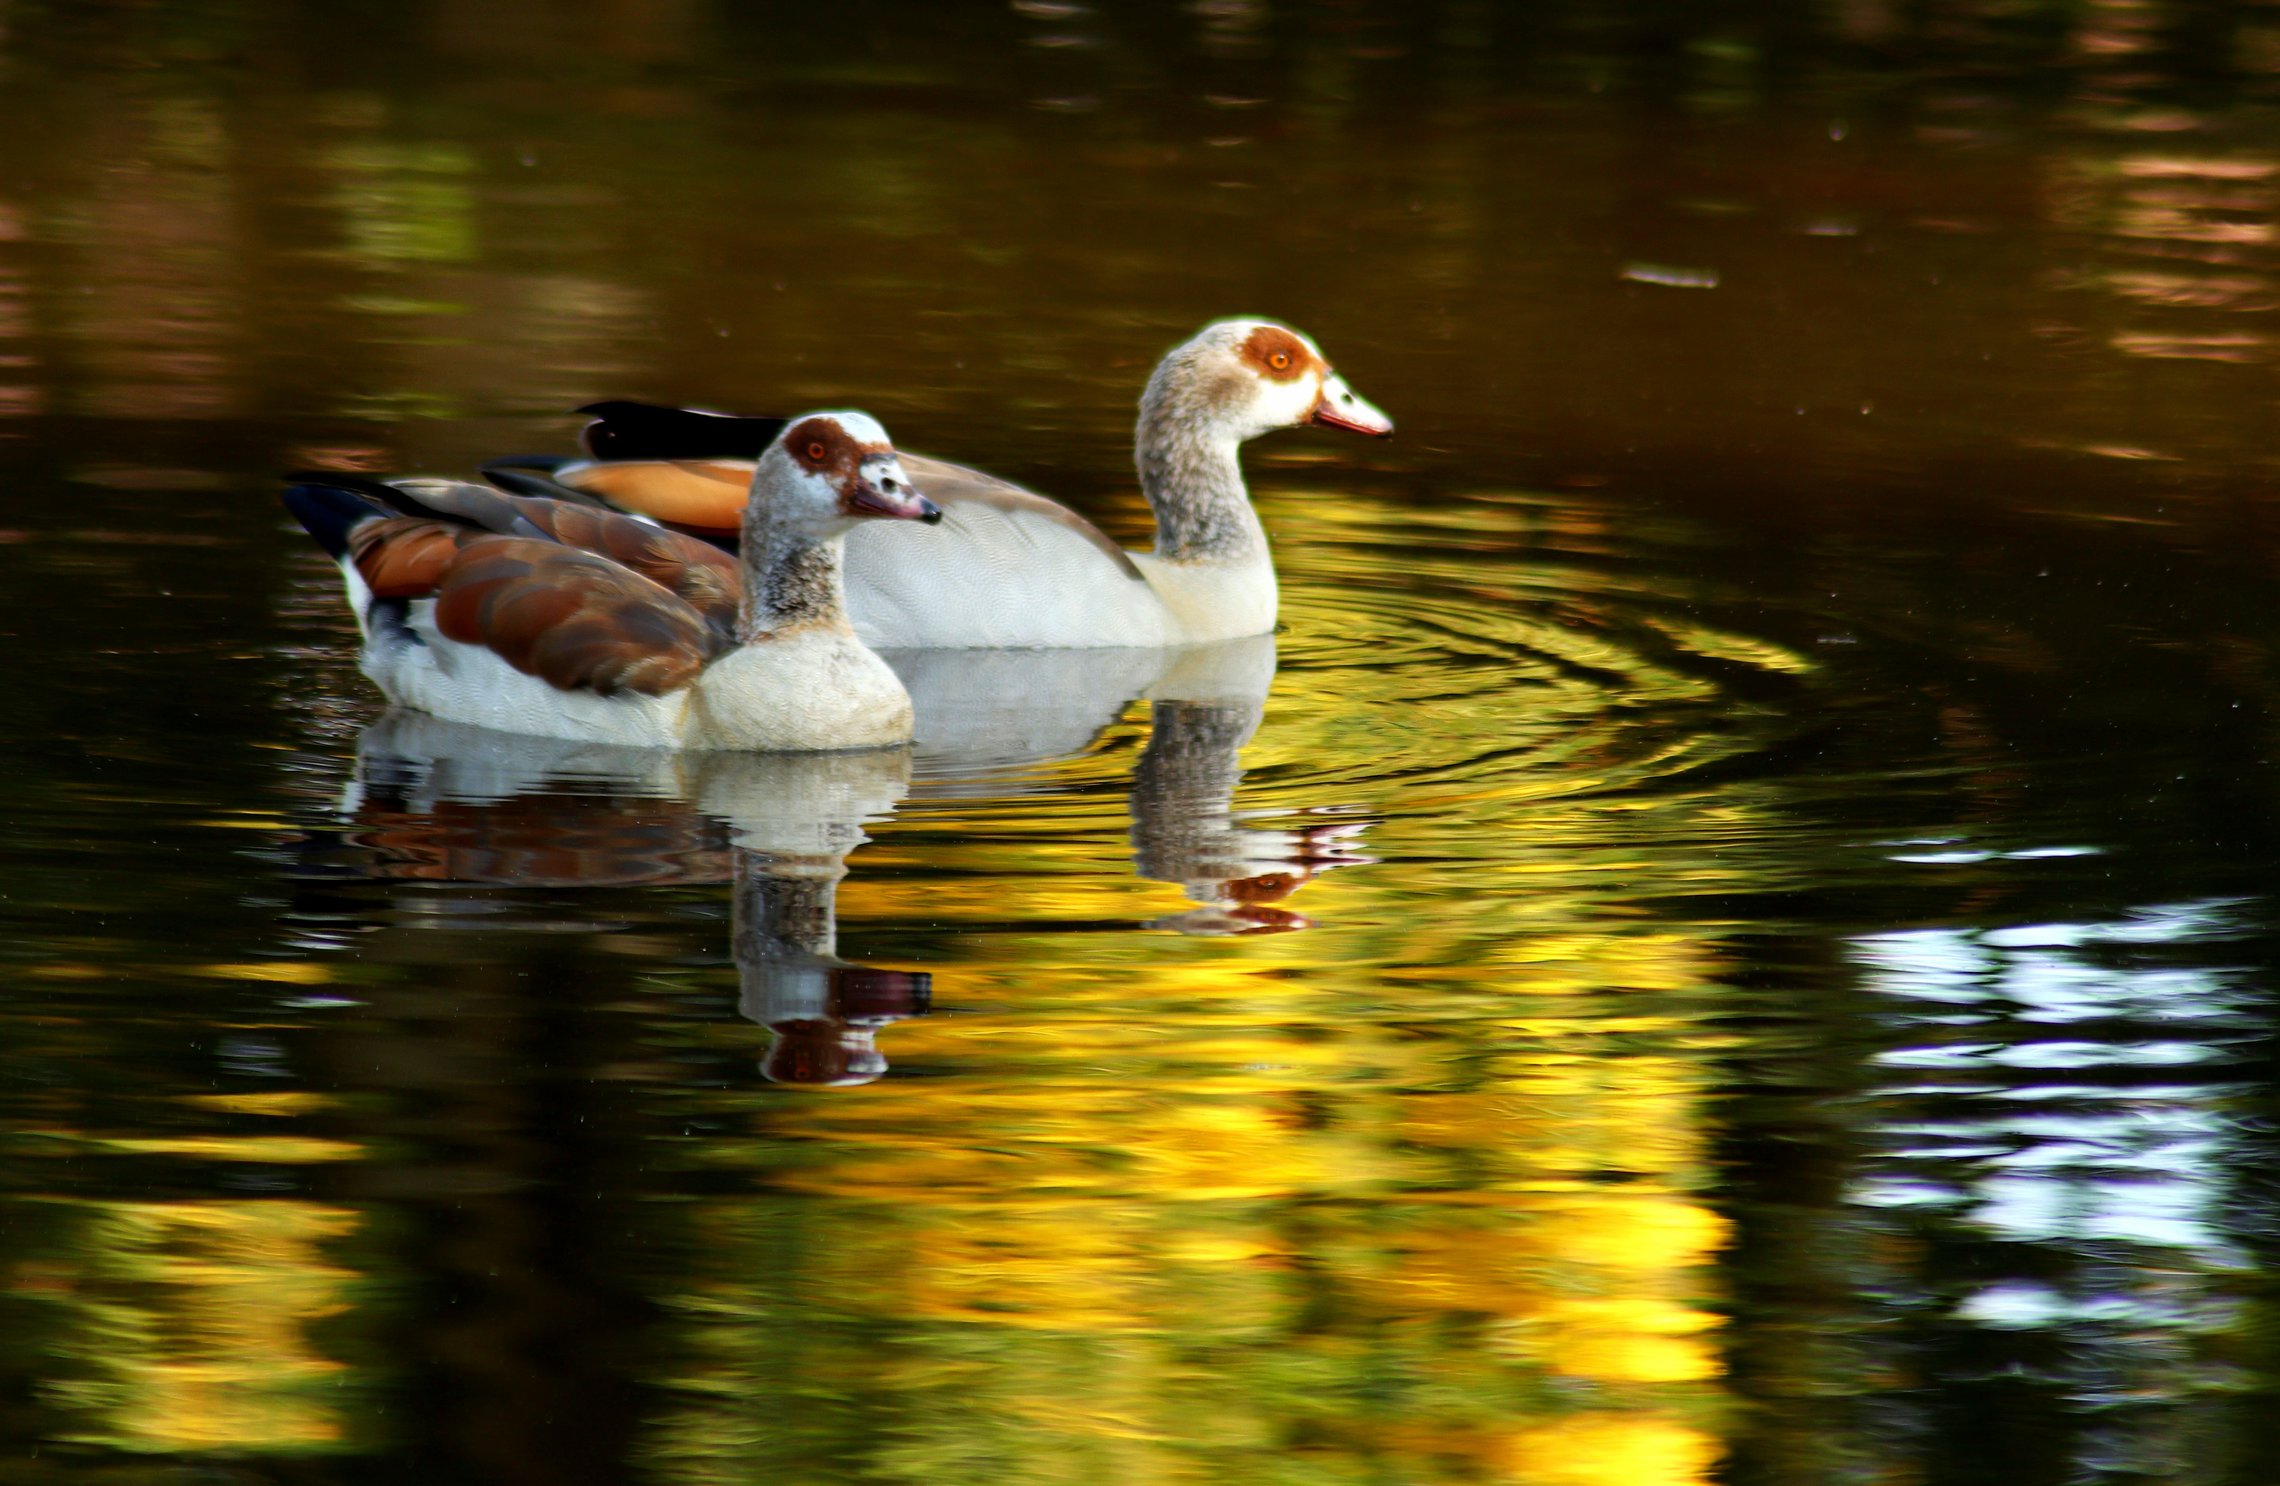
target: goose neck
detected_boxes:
[1136,401,1265,565]
[740,514,850,641]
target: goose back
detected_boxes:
[842,453,1170,648]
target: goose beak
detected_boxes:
[1311,372,1394,437]
[850,456,941,523]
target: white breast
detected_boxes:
[1128,552,1278,645]
[680,631,913,751]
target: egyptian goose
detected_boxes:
[482,319,1392,649]
[285,412,942,750]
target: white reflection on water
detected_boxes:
[1849,900,2255,1336]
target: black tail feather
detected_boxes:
[480,459,595,504]
[283,469,429,515]
[575,400,787,462]
[281,481,392,560]
[482,454,573,476]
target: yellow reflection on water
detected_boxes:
[569,480,1781,1481]
[647,908,1731,1484]
[21,1199,363,1454]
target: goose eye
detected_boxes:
[806,441,827,461]
[1269,351,1291,370]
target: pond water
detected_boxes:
[4,2,2280,1482]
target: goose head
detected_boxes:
[1148,319,1394,444]
[747,411,941,541]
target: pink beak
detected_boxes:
[1310,371,1394,437]
[849,457,943,523]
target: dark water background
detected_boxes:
[5,2,2280,1482]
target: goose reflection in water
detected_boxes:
[329,637,1369,1082]
[891,636,1372,933]
[715,748,921,1089]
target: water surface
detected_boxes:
[3,4,2280,1483]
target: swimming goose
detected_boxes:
[482,319,1392,648]
[285,412,941,750]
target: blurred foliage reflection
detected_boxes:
[3,1,2280,1484]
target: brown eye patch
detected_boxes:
[778,415,895,509]
[1239,325,1317,383]
[784,418,849,474]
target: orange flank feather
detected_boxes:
[548,451,1147,579]
[559,460,750,537]
[431,538,724,697]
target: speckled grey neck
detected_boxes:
[740,513,849,641]
[1136,352,1269,564]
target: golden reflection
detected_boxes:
[82,1134,360,1162]
[651,926,1730,1483]
[2052,146,2280,367]
[180,1092,338,1116]
[1501,1416,1722,1486]
[607,541,1768,1478]
[22,1200,361,1454]
[642,704,1744,1483]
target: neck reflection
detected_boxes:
[889,635,1371,935]
[732,851,931,1089]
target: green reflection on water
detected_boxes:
[19,1199,366,1455]
[327,142,480,270]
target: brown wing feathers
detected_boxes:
[332,475,737,619]
[431,538,722,697]
[508,496,741,626]
[348,518,464,599]
[301,474,739,697]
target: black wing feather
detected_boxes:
[575,401,789,462]
[480,458,602,504]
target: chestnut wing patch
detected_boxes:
[503,495,741,632]
[348,517,466,599]
[347,482,742,637]
[431,537,727,697]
